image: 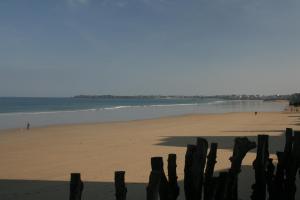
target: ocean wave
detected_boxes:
[0,108,99,116]
[207,100,226,105]
[0,101,226,115]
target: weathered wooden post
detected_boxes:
[215,172,228,200]
[69,173,84,200]
[147,170,161,200]
[266,158,275,200]
[184,144,196,200]
[284,128,293,156]
[224,137,256,200]
[184,138,208,200]
[204,143,218,200]
[285,131,300,200]
[115,171,127,200]
[168,154,180,200]
[251,135,269,200]
[193,138,208,200]
[270,152,285,200]
[267,128,293,200]
[150,157,169,200]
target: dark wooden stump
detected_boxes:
[168,154,180,200]
[285,131,300,200]
[284,128,293,156]
[184,144,196,200]
[115,171,127,200]
[204,143,218,200]
[147,170,161,200]
[184,138,208,200]
[225,137,256,200]
[266,158,275,200]
[151,157,169,200]
[69,173,84,200]
[251,135,269,200]
[193,138,208,200]
[215,172,228,200]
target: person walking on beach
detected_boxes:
[26,122,30,130]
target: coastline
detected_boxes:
[0,111,299,199]
[0,100,289,130]
[0,110,289,133]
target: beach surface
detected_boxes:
[0,111,299,200]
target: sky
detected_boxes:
[0,0,299,97]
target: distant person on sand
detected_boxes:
[255,112,257,116]
[26,122,30,130]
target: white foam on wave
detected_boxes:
[0,108,99,116]
[207,100,226,105]
[0,101,221,116]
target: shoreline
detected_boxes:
[0,110,289,133]
[0,99,289,130]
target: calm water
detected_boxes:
[0,97,287,130]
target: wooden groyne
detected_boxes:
[69,128,300,200]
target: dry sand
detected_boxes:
[0,112,299,200]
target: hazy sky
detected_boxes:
[0,0,299,97]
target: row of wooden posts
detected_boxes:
[69,128,300,200]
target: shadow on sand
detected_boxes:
[156,132,285,154]
[0,165,261,200]
[1,165,299,200]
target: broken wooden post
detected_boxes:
[194,138,208,200]
[251,135,269,200]
[184,144,196,200]
[168,154,179,200]
[150,157,169,200]
[204,142,218,200]
[285,131,300,200]
[284,128,293,156]
[215,172,228,200]
[69,173,84,200]
[266,158,275,200]
[115,171,127,200]
[269,152,285,200]
[184,138,208,200]
[147,170,161,200]
[225,137,256,200]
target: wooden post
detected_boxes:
[193,138,208,200]
[184,138,208,200]
[115,171,127,200]
[215,172,228,200]
[184,144,196,200]
[284,128,293,156]
[204,143,218,200]
[69,173,84,200]
[270,152,285,200]
[225,137,256,200]
[147,171,161,200]
[150,157,169,200]
[251,135,269,200]
[168,154,180,200]
[285,131,300,200]
[266,158,275,200]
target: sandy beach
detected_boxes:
[0,111,299,200]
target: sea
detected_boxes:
[0,97,288,130]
